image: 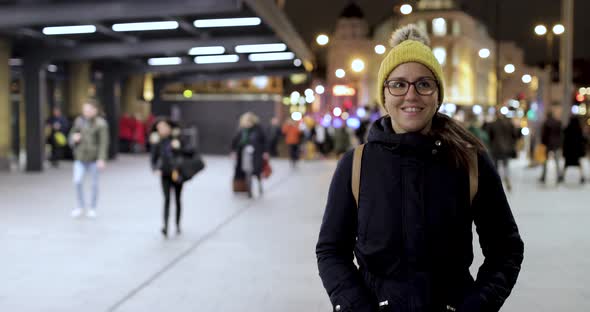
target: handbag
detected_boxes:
[262,158,272,179]
[53,132,67,147]
[232,177,248,193]
[178,154,205,182]
[534,144,547,164]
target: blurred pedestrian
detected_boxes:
[354,118,371,145]
[268,117,282,157]
[486,110,517,191]
[118,113,134,153]
[68,101,109,218]
[132,113,146,153]
[332,125,351,157]
[281,119,301,167]
[150,119,189,237]
[465,110,490,150]
[561,116,587,184]
[313,123,331,158]
[539,111,562,183]
[45,107,69,168]
[316,24,523,312]
[231,112,268,198]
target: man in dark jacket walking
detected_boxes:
[45,107,69,168]
[539,111,562,183]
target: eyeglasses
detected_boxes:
[384,78,438,96]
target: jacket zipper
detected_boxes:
[400,163,413,312]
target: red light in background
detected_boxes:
[343,100,353,110]
[576,93,585,102]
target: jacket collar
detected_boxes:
[367,116,438,150]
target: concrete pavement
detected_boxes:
[0,154,589,311]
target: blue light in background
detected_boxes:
[356,107,367,118]
[346,117,361,129]
[321,114,332,127]
[333,118,344,128]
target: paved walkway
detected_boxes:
[0,154,589,311]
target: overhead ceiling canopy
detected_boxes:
[1,0,314,82]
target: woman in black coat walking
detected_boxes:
[561,116,587,184]
[231,112,268,198]
[150,119,190,237]
[316,25,523,312]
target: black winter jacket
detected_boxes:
[316,117,524,312]
[150,136,192,176]
[541,117,562,151]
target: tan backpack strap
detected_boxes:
[469,149,479,204]
[352,144,365,208]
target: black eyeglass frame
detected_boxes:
[383,78,439,96]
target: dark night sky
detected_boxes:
[284,0,590,66]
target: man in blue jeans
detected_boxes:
[69,101,109,218]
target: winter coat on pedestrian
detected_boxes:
[150,136,191,176]
[541,115,562,151]
[486,116,517,160]
[562,117,586,167]
[232,124,267,178]
[317,24,523,312]
[333,127,352,155]
[282,122,302,145]
[69,116,109,162]
[316,116,524,312]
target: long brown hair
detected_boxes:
[429,112,485,169]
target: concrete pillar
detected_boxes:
[142,73,153,118]
[560,0,574,125]
[23,58,47,172]
[151,79,169,116]
[100,71,121,159]
[0,39,11,170]
[122,74,143,116]
[18,78,25,160]
[66,61,91,118]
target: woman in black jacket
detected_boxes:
[231,112,268,198]
[561,116,586,183]
[150,119,188,237]
[316,25,524,312]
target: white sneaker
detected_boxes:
[86,209,97,218]
[71,208,83,218]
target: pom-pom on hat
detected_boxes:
[376,24,445,106]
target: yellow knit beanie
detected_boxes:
[377,24,445,106]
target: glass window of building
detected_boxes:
[452,20,461,36]
[452,49,460,66]
[417,20,428,34]
[432,18,447,36]
[433,47,446,65]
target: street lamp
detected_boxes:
[504,64,515,74]
[351,59,365,72]
[534,25,547,36]
[535,23,565,62]
[400,4,413,15]
[552,24,565,35]
[535,23,565,106]
[374,44,386,55]
[316,34,329,46]
[522,74,533,84]
[478,48,490,59]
